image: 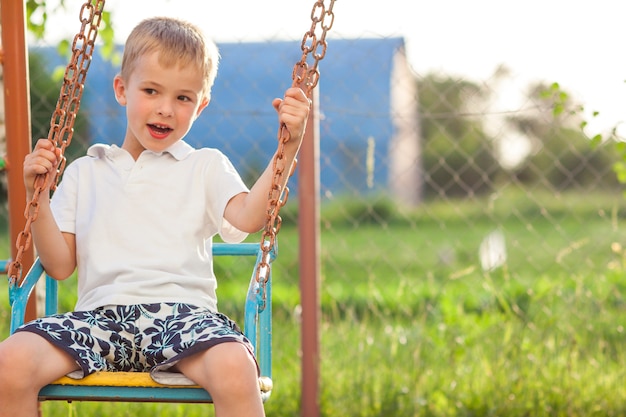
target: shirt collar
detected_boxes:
[86,140,194,162]
[163,140,194,161]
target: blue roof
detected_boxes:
[33,37,407,195]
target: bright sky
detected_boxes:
[46,0,625,136]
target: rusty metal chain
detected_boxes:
[255,0,336,309]
[8,0,105,284]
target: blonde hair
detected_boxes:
[120,17,219,98]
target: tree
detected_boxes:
[418,74,501,198]
[29,50,91,162]
[26,1,115,59]
[505,82,619,191]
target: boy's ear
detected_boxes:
[113,75,127,106]
[195,96,210,119]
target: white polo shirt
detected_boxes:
[50,140,250,312]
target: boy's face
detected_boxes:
[113,51,209,159]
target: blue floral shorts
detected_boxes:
[16,303,256,384]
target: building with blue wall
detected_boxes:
[36,37,421,205]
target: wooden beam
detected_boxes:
[1,0,36,319]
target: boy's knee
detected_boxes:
[194,343,257,389]
[214,343,256,374]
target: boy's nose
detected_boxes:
[157,100,174,117]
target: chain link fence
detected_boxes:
[2,4,626,415]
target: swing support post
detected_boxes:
[1,0,36,317]
[298,87,321,417]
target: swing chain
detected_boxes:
[8,0,105,285]
[255,0,335,309]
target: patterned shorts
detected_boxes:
[16,303,257,385]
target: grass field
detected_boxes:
[2,189,626,416]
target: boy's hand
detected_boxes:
[23,139,61,198]
[272,87,311,146]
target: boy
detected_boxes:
[0,16,310,417]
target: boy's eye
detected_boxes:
[178,95,192,102]
[144,88,157,95]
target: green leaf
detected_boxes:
[589,134,602,148]
[56,39,70,59]
[553,103,564,116]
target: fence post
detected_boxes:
[299,87,321,417]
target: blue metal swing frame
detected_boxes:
[7,241,274,403]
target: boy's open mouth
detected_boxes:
[148,123,173,136]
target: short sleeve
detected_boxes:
[202,149,250,243]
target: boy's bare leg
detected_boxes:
[0,332,80,417]
[176,342,265,417]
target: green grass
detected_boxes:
[2,188,626,416]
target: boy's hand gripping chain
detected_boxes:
[255,0,336,310]
[8,0,106,285]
